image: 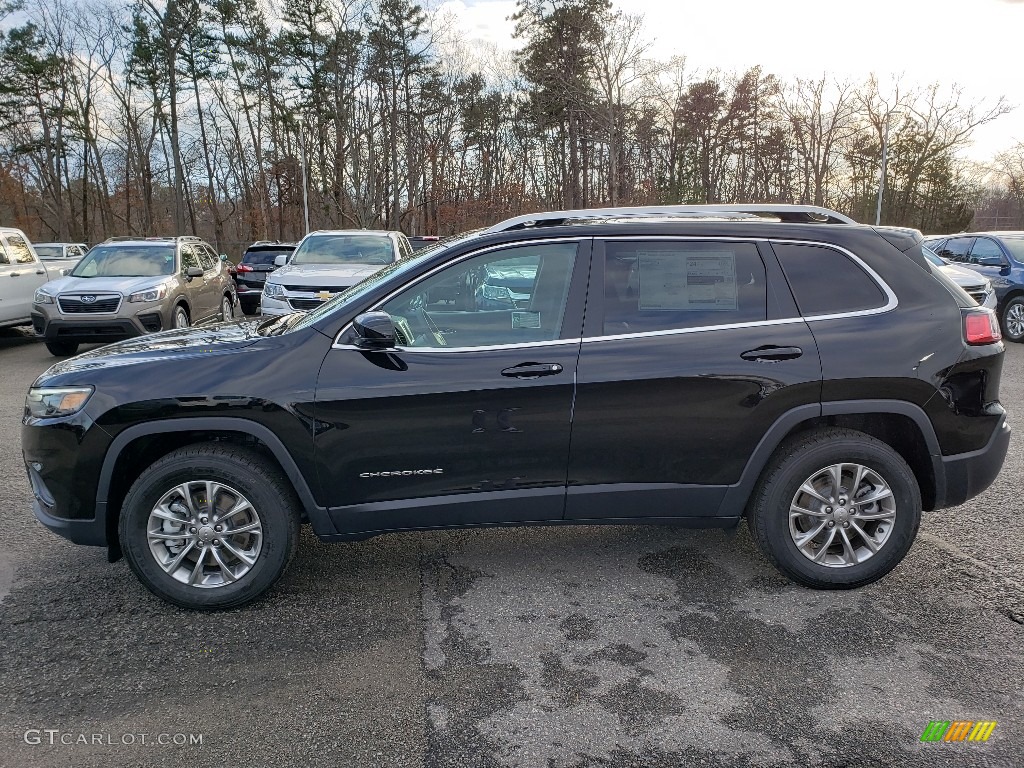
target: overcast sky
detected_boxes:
[435,0,1024,162]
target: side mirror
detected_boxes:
[220,253,228,261]
[186,266,204,279]
[352,311,396,350]
[979,257,1005,267]
[274,254,288,267]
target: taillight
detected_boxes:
[963,308,1001,345]
[236,264,253,273]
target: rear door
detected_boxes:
[565,237,821,521]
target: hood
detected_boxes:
[267,263,383,287]
[43,274,171,296]
[939,263,988,289]
[37,320,264,381]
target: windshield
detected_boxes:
[71,244,176,278]
[281,231,485,334]
[1001,237,1024,262]
[290,234,396,266]
[35,245,63,259]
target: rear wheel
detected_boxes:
[45,340,79,356]
[1000,296,1024,342]
[119,443,301,610]
[221,294,234,320]
[747,428,921,589]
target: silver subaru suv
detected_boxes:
[31,236,237,357]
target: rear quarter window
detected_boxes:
[773,243,887,316]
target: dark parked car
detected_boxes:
[23,205,1009,610]
[925,232,1024,341]
[234,241,297,314]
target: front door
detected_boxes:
[0,232,47,321]
[314,238,590,535]
[565,237,821,520]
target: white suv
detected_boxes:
[261,230,411,316]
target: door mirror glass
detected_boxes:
[353,311,397,349]
[274,254,288,267]
[186,266,204,278]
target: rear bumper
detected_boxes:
[933,415,1011,508]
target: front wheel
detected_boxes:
[119,444,301,610]
[747,428,921,589]
[1000,296,1024,342]
[45,340,79,356]
[173,305,190,329]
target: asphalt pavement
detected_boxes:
[0,326,1021,768]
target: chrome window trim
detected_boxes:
[333,339,582,353]
[331,237,587,350]
[331,235,898,352]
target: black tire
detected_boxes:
[173,304,190,329]
[239,298,259,315]
[118,443,301,610]
[999,295,1024,342]
[747,428,921,589]
[45,340,79,356]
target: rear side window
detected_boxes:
[774,243,886,317]
[940,237,974,263]
[601,240,767,335]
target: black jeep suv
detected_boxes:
[23,205,1010,610]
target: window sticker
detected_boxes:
[637,251,737,310]
[512,310,541,329]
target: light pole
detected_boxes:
[874,110,899,226]
[296,114,310,235]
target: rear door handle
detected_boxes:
[740,346,803,362]
[501,362,563,379]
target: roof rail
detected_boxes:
[484,204,857,233]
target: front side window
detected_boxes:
[180,245,201,273]
[3,233,35,264]
[71,244,176,278]
[291,234,396,266]
[600,240,767,335]
[774,243,886,316]
[378,242,578,348]
[969,238,1006,265]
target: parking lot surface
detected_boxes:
[1,326,1021,767]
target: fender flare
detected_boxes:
[718,400,941,516]
[96,416,335,535]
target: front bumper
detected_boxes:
[32,315,146,343]
[933,414,1011,508]
[259,295,292,316]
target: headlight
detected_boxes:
[26,386,94,419]
[128,284,168,303]
[481,284,511,300]
[263,282,285,298]
[33,289,54,304]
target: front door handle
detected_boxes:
[740,346,803,362]
[501,362,563,379]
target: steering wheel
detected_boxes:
[417,307,447,346]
